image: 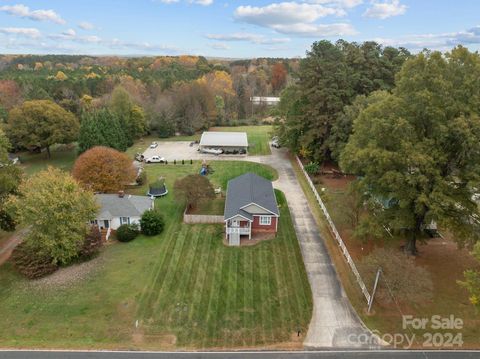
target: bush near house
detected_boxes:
[11,242,58,279]
[116,223,140,242]
[140,209,165,236]
[78,225,103,260]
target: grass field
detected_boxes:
[17,144,78,176]
[0,160,312,350]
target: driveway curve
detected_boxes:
[241,149,374,349]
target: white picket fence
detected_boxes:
[296,156,371,304]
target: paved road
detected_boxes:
[247,149,373,349]
[0,350,479,359]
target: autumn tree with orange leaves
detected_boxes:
[72,146,136,193]
[271,63,288,93]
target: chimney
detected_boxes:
[118,190,125,198]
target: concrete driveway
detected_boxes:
[142,141,247,162]
[245,149,374,349]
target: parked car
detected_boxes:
[134,153,144,162]
[271,138,280,148]
[145,155,166,163]
[200,148,223,155]
[149,142,158,149]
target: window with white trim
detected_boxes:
[259,216,271,225]
[120,217,130,225]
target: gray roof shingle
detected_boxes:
[224,173,279,221]
[95,194,153,220]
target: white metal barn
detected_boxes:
[199,131,248,153]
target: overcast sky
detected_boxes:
[0,0,479,58]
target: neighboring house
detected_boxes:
[199,131,248,153]
[92,192,154,231]
[250,96,280,106]
[224,172,279,246]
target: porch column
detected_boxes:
[249,221,252,240]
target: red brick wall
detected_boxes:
[252,216,277,233]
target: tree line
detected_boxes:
[276,40,480,306]
[0,54,295,140]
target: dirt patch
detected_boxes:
[26,256,104,290]
[132,327,177,350]
[0,229,26,266]
[223,232,276,247]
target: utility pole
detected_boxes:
[367,267,382,314]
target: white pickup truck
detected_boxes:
[145,155,166,163]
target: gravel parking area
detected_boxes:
[142,141,247,161]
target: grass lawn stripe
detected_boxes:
[198,236,222,348]
[268,241,286,341]
[252,245,265,345]
[209,243,230,347]
[169,225,202,341]
[231,250,245,346]
[153,223,192,323]
[180,226,209,344]
[147,224,188,327]
[137,218,182,321]
[242,247,253,346]
[260,246,275,344]
[203,242,225,347]
[283,210,312,330]
[274,198,304,335]
[187,227,216,345]
[223,247,238,346]
[190,231,219,347]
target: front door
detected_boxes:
[103,220,110,229]
[232,219,239,227]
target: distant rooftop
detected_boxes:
[250,96,280,104]
[199,131,248,147]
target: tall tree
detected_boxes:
[277,40,410,162]
[78,108,128,153]
[109,86,135,146]
[174,174,215,210]
[459,242,480,307]
[72,146,136,193]
[8,167,97,265]
[6,100,79,158]
[271,62,288,93]
[341,47,480,254]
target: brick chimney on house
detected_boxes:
[118,190,125,198]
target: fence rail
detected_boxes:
[295,156,371,304]
[183,211,224,224]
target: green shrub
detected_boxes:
[136,170,147,186]
[11,242,58,279]
[304,162,320,174]
[140,210,165,236]
[116,223,139,242]
[78,225,103,259]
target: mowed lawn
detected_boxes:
[0,161,312,350]
[17,144,78,176]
